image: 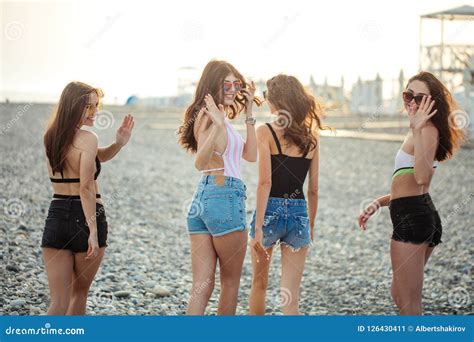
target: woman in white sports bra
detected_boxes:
[358,71,465,315]
[177,60,262,315]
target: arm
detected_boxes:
[412,125,438,186]
[254,125,272,231]
[241,83,257,162]
[306,143,320,237]
[77,131,99,258]
[194,111,225,171]
[97,114,134,163]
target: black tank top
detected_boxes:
[266,123,312,199]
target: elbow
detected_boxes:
[194,158,204,171]
[415,177,429,186]
[79,182,95,197]
[307,188,318,197]
[258,180,272,188]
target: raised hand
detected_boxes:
[241,80,256,116]
[116,114,134,147]
[409,95,437,131]
[203,94,225,127]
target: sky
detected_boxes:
[1,0,473,103]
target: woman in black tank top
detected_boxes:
[249,75,327,315]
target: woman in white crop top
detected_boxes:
[177,60,262,315]
[357,71,466,315]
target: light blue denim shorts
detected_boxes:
[250,197,311,250]
[186,175,247,237]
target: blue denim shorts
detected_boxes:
[249,197,311,250]
[186,175,247,237]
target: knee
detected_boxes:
[71,282,91,298]
[191,279,215,300]
[251,274,269,292]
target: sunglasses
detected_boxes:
[402,91,426,105]
[223,80,242,92]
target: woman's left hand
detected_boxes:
[242,81,256,117]
[116,114,134,147]
[409,95,437,131]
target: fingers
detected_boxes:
[427,109,438,118]
[204,94,218,110]
[426,99,435,114]
[218,104,225,113]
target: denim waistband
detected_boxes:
[199,175,246,190]
[267,197,307,207]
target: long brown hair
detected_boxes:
[407,71,466,161]
[44,81,103,176]
[266,74,327,155]
[178,60,262,153]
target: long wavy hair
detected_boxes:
[178,60,262,153]
[406,71,466,161]
[44,81,103,176]
[266,74,328,155]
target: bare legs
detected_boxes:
[186,230,247,315]
[42,247,105,315]
[249,244,308,315]
[390,240,434,315]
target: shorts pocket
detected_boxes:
[203,192,234,226]
[294,215,310,240]
[262,215,278,238]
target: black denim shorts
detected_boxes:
[389,193,442,247]
[41,199,108,253]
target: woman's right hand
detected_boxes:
[203,94,225,127]
[86,232,99,260]
[358,200,381,230]
[251,228,270,262]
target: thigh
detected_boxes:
[280,244,308,291]
[189,234,218,283]
[390,240,428,298]
[72,248,106,288]
[213,230,247,279]
[42,248,74,297]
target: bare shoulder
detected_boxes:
[74,129,98,152]
[256,123,271,138]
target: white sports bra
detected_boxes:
[393,149,438,179]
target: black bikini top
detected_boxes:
[50,156,101,183]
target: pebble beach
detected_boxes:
[1,103,472,316]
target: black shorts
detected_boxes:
[41,199,108,253]
[389,193,442,247]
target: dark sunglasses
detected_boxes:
[402,91,426,105]
[223,80,242,92]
